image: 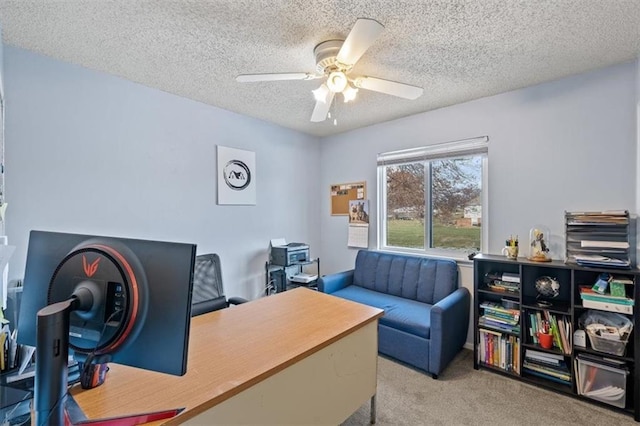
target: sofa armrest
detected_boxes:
[429,287,470,377]
[317,270,354,294]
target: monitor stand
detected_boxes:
[34,299,75,426]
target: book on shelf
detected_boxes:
[523,349,571,384]
[579,286,634,305]
[478,314,518,326]
[524,368,572,386]
[479,302,520,319]
[581,299,633,315]
[529,313,538,344]
[501,272,520,283]
[524,355,567,372]
[610,275,634,298]
[524,360,568,384]
[611,276,634,285]
[522,361,571,381]
[549,314,562,351]
[478,329,520,374]
[525,349,564,362]
[484,271,520,284]
[527,311,571,354]
[486,280,520,293]
[480,302,520,334]
[478,318,520,334]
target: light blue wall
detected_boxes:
[318,61,638,276]
[4,46,321,300]
[0,21,4,95]
[636,58,640,263]
[4,43,639,309]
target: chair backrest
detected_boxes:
[353,250,458,305]
[191,253,228,316]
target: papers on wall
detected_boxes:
[0,242,15,310]
[347,199,370,248]
[348,225,369,248]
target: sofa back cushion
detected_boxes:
[353,250,458,305]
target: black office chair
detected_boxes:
[191,253,247,316]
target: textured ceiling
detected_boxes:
[1,1,640,137]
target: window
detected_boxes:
[377,137,488,257]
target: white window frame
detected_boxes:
[376,136,489,260]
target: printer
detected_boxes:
[270,242,310,266]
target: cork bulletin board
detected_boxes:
[330,182,366,215]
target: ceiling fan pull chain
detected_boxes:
[331,96,338,126]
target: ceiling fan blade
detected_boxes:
[236,73,318,82]
[310,91,335,122]
[336,18,384,66]
[354,76,424,100]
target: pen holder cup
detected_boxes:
[501,245,518,260]
[537,332,553,349]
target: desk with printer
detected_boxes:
[266,241,319,295]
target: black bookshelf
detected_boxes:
[473,253,640,422]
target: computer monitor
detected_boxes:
[17,230,196,425]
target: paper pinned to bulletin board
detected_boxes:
[347,200,369,248]
[330,182,366,215]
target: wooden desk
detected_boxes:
[70,288,383,425]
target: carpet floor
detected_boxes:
[342,350,636,426]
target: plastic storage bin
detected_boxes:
[577,358,628,408]
[586,331,629,356]
[580,310,633,356]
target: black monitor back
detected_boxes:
[18,230,196,376]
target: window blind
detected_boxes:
[377,136,489,166]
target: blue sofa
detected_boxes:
[318,250,469,378]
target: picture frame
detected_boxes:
[217,145,256,205]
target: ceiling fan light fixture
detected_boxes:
[342,84,358,102]
[312,83,330,103]
[327,71,348,93]
[237,18,423,124]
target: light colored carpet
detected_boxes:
[342,350,636,426]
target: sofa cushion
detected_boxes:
[353,250,457,305]
[331,286,431,339]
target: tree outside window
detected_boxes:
[383,155,483,253]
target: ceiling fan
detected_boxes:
[236,18,424,123]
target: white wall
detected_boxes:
[4,46,321,300]
[319,61,638,346]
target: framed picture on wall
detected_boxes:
[217,145,256,205]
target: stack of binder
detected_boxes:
[565,211,635,268]
[522,349,571,385]
[580,285,634,314]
